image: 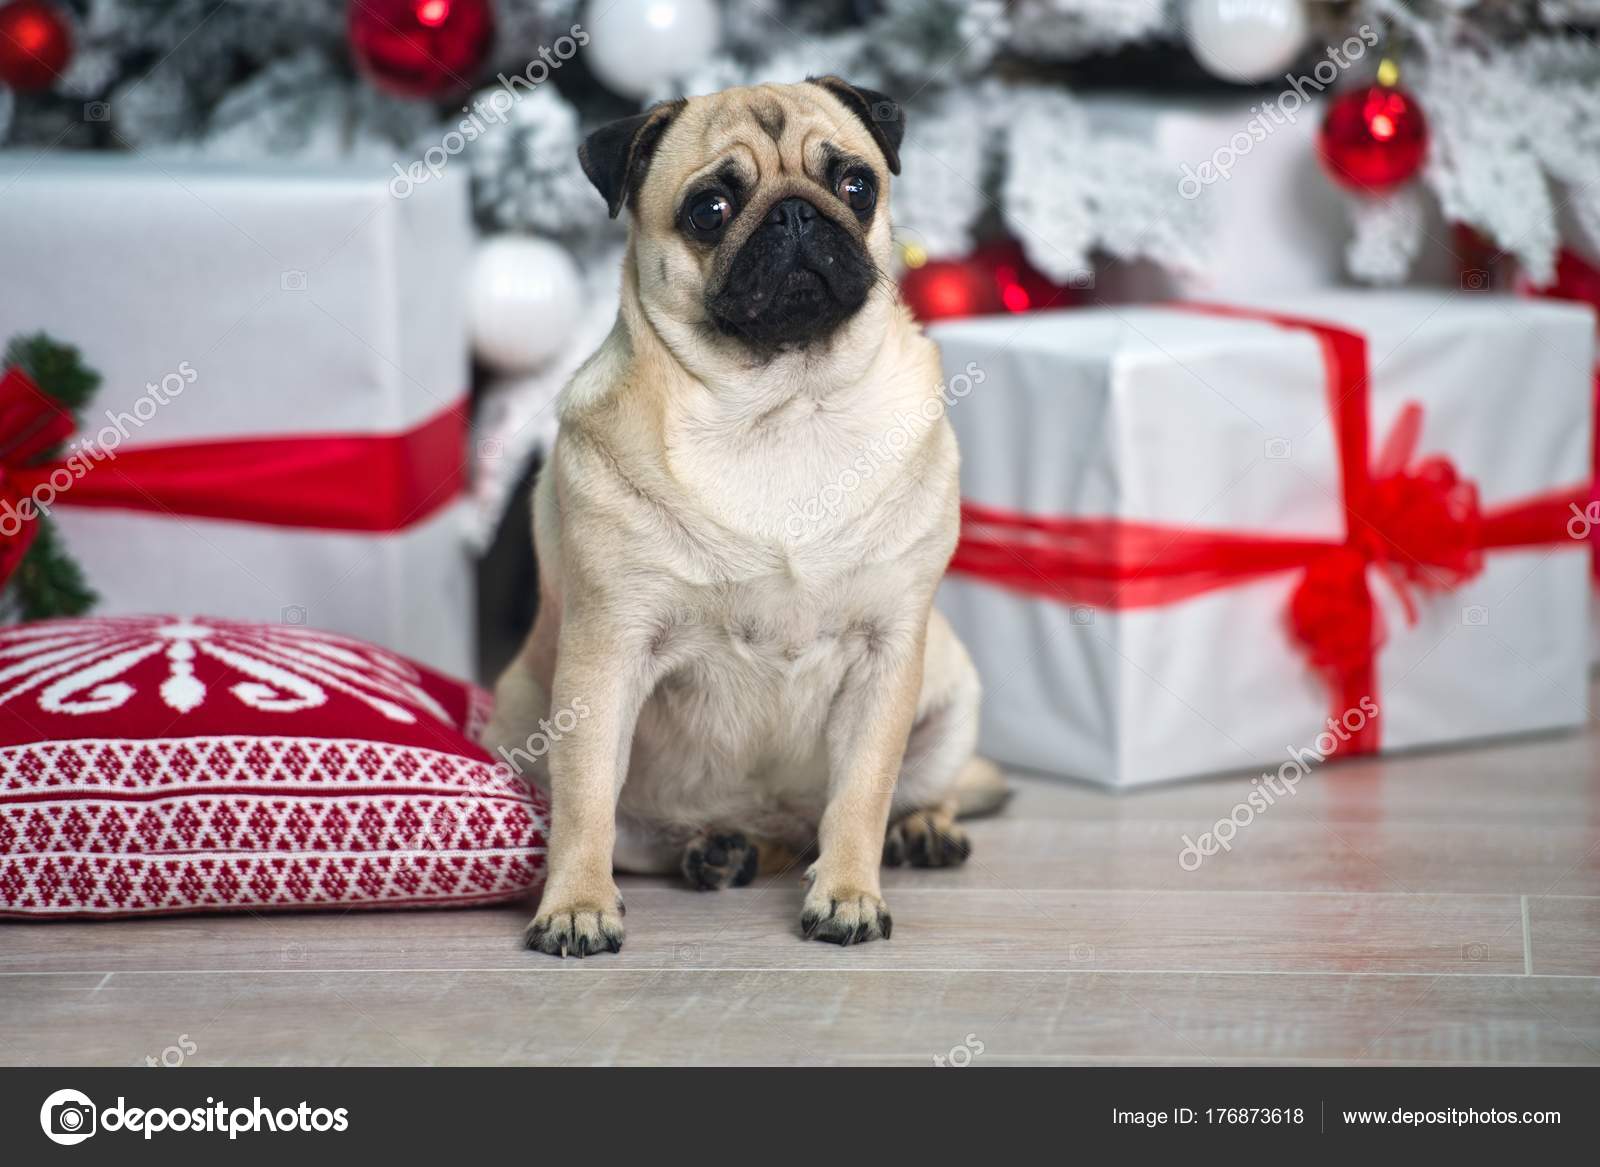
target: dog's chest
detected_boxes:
[670,570,884,681]
[641,567,903,761]
[671,394,925,548]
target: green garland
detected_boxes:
[2,333,100,621]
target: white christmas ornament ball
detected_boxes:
[469,236,583,374]
[584,0,722,101]
[1184,0,1309,84]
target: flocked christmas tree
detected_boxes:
[0,333,100,620]
[0,0,1593,286]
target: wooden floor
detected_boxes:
[4,722,1599,1066]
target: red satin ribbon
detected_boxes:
[1517,247,1600,582]
[948,303,1589,757]
[0,365,466,585]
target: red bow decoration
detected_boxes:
[949,303,1589,758]
[0,362,467,589]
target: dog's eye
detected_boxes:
[837,172,875,215]
[686,192,732,234]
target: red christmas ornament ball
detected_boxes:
[0,0,73,92]
[1317,84,1429,194]
[902,258,1000,322]
[901,240,1087,323]
[348,0,495,98]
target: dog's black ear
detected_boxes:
[808,75,903,175]
[578,99,686,219]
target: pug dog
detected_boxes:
[485,77,1005,957]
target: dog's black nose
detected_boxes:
[765,196,817,232]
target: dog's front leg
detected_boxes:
[524,620,648,958]
[803,616,927,945]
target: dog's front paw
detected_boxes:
[524,890,625,958]
[883,809,971,868]
[800,875,891,946]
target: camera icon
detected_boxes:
[673,942,702,963]
[477,437,504,460]
[1461,942,1489,962]
[280,270,308,292]
[1461,604,1489,626]
[1460,268,1491,291]
[1264,437,1292,460]
[1069,605,1095,626]
[51,1101,94,1137]
[83,101,110,122]
[40,1089,97,1145]
[1065,268,1095,290]
[1068,942,1095,963]
[870,100,900,124]
[281,605,308,626]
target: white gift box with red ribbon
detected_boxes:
[932,293,1595,787]
[0,155,474,678]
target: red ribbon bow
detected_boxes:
[949,304,1588,757]
[0,364,467,587]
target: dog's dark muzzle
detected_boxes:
[707,196,876,347]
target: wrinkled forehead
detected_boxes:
[653,84,882,198]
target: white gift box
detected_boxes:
[0,154,474,678]
[932,292,1595,786]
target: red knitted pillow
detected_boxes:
[0,615,547,918]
